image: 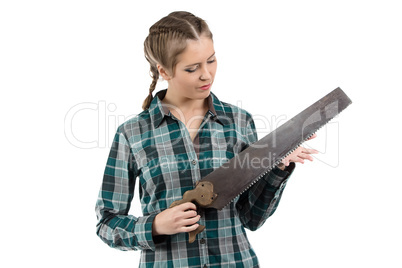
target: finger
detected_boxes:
[183,209,198,219]
[177,202,197,211]
[182,215,201,226]
[182,223,200,233]
[301,147,319,154]
[292,156,305,164]
[307,133,317,140]
[298,153,314,162]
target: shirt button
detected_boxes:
[191,159,197,165]
[200,238,206,244]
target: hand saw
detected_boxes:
[170,87,352,243]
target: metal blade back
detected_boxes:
[201,87,352,210]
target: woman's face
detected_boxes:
[162,35,217,101]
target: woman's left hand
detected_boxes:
[281,134,319,166]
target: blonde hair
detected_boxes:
[142,11,213,110]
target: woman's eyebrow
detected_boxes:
[184,52,216,68]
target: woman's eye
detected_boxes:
[185,68,197,73]
[184,59,214,73]
[185,64,199,73]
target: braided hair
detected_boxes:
[142,11,213,110]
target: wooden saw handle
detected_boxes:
[169,181,217,243]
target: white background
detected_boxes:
[1,0,401,267]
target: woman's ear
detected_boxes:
[157,64,172,81]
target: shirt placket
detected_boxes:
[172,112,211,267]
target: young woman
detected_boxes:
[95,11,317,267]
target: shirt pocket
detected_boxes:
[138,154,194,211]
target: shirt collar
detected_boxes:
[148,89,226,128]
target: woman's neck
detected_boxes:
[162,89,208,115]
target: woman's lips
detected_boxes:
[200,83,211,90]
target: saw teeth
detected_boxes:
[220,106,349,210]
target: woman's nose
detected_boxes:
[199,65,212,81]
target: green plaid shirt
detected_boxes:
[95,90,295,267]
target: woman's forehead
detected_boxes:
[177,36,215,65]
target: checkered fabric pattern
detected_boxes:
[95,90,295,267]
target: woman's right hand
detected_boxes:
[152,202,201,236]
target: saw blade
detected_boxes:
[200,87,352,210]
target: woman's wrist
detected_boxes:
[152,213,162,236]
[277,163,286,170]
